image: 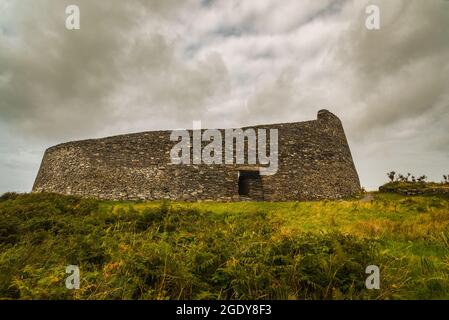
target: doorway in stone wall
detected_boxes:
[238,170,264,201]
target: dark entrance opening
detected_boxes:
[238,170,264,200]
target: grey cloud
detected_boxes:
[0,0,228,140]
[0,0,448,193]
[337,0,449,137]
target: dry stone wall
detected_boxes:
[32,110,361,201]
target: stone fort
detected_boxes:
[32,109,361,201]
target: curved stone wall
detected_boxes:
[32,110,361,201]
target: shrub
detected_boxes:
[0,192,20,202]
[387,171,396,182]
[0,220,20,246]
[1,192,448,300]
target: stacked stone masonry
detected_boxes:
[32,110,361,201]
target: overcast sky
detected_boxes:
[0,0,448,192]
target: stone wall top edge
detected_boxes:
[45,110,341,152]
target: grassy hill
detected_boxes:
[0,192,448,300]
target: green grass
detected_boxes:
[0,192,448,300]
[380,181,449,196]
